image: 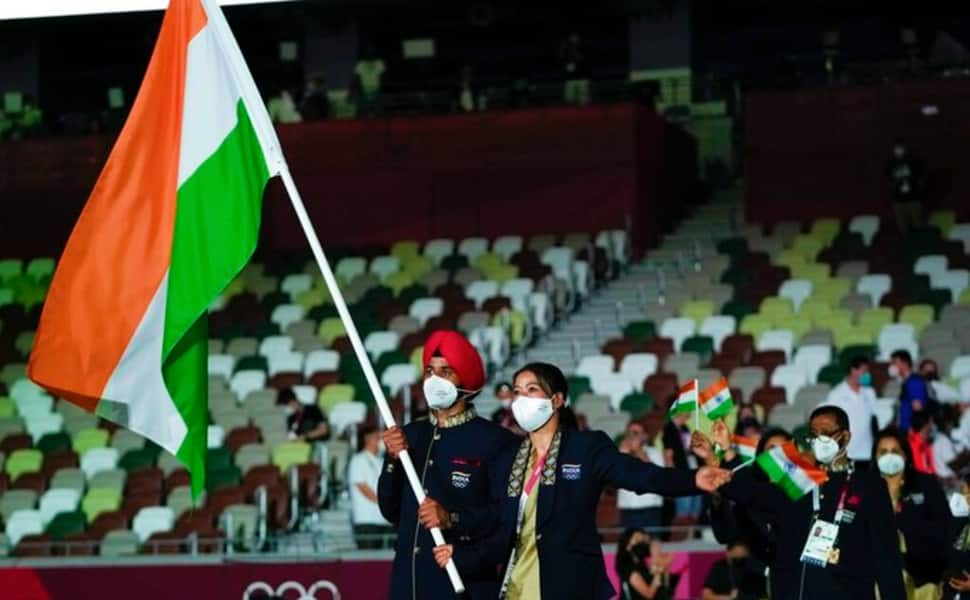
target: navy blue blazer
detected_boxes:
[378,414,519,600]
[453,428,700,600]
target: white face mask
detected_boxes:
[888,364,900,379]
[284,406,296,417]
[511,395,554,432]
[812,435,841,464]
[951,493,970,518]
[877,453,905,476]
[423,375,459,410]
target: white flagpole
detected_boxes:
[201,0,463,589]
[278,168,465,593]
[694,378,700,431]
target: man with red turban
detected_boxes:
[378,330,518,599]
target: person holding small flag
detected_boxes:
[430,361,733,600]
[722,405,905,600]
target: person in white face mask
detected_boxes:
[872,427,950,598]
[377,330,518,600]
[721,405,906,600]
[431,361,733,600]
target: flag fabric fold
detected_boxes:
[756,442,828,500]
[699,377,735,421]
[668,380,698,420]
[733,434,758,462]
[28,0,281,496]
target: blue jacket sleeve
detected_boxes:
[452,500,516,573]
[869,475,906,600]
[377,455,405,526]
[718,463,789,519]
[589,431,699,496]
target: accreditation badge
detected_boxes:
[800,519,840,568]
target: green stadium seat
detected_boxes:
[619,393,653,418]
[817,364,845,387]
[6,449,42,480]
[37,432,72,455]
[622,320,655,343]
[272,441,311,472]
[82,488,122,523]
[45,510,86,540]
[72,428,110,455]
[838,345,877,369]
[205,447,232,473]
[681,335,715,364]
[234,355,268,374]
[318,384,355,413]
[118,448,156,473]
[567,376,592,400]
[716,238,748,257]
[206,465,241,491]
[721,300,754,322]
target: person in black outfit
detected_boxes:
[945,475,970,599]
[885,137,926,233]
[722,405,905,600]
[300,75,332,120]
[431,361,732,600]
[278,387,329,442]
[872,427,950,595]
[702,425,793,567]
[702,539,768,600]
[378,330,518,600]
[615,527,678,600]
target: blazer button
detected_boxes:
[429,459,434,466]
[536,533,543,541]
[414,546,420,555]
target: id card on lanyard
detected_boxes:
[499,452,547,597]
[800,476,850,568]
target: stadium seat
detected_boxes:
[6,509,43,546]
[792,345,832,383]
[329,402,367,437]
[729,367,766,403]
[914,255,948,280]
[49,469,85,495]
[949,355,970,380]
[424,239,456,266]
[663,353,701,384]
[935,270,970,305]
[619,353,659,389]
[82,488,122,523]
[89,469,126,494]
[38,488,80,525]
[6,449,42,481]
[898,304,934,334]
[778,279,813,312]
[757,330,794,360]
[45,510,86,541]
[230,370,267,401]
[949,223,970,254]
[659,318,697,351]
[409,298,444,326]
[319,384,355,413]
[457,238,489,263]
[73,428,110,455]
[369,256,400,281]
[80,448,119,479]
[335,257,367,284]
[133,506,175,543]
[698,316,736,351]
[381,364,419,397]
[576,355,615,381]
[590,375,635,411]
[25,413,63,444]
[269,304,305,332]
[100,530,140,557]
[857,274,892,307]
[680,300,715,325]
[770,365,808,405]
[271,441,311,473]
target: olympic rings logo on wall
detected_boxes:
[242,580,341,600]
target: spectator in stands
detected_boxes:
[278,388,330,442]
[379,330,518,600]
[908,411,937,475]
[891,350,933,432]
[454,65,483,113]
[300,75,332,121]
[945,475,970,599]
[701,539,768,600]
[734,415,763,439]
[934,405,970,483]
[266,87,302,124]
[349,425,393,549]
[885,138,926,233]
[663,412,702,520]
[618,421,666,531]
[560,32,590,106]
[723,406,906,600]
[872,427,949,597]
[351,44,385,117]
[920,359,962,403]
[615,528,678,600]
[821,356,878,469]
[430,361,731,599]
[490,381,523,435]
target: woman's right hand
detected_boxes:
[433,544,454,568]
[690,431,717,466]
[383,426,408,460]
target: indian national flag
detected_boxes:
[733,435,758,462]
[699,377,735,420]
[756,442,828,501]
[668,380,697,419]
[28,0,282,496]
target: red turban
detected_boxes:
[422,330,485,392]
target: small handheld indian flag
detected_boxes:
[699,377,735,421]
[668,380,698,420]
[756,442,828,501]
[733,435,758,462]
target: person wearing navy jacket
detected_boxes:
[432,361,733,600]
[378,330,518,600]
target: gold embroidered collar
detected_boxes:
[431,406,477,429]
[507,428,562,497]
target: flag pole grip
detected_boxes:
[278,168,465,594]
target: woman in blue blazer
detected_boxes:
[432,362,732,600]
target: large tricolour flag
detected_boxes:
[756,442,828,501]
[27,0,283,496]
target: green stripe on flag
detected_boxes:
[705,397,735,420]
[163,100,270,496]
[756,451,807,501]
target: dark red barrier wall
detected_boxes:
[745,79,970,226]
[0,104,697,260]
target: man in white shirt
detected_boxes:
[821,356,878,469]
[349,425,393,549]
[617,421,665,531]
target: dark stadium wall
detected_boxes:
[0,104,697,260]
[745,78,970,226]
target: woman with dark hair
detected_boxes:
[430,362,732,600]
[615,528,677,600]
[873,427,950,599]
